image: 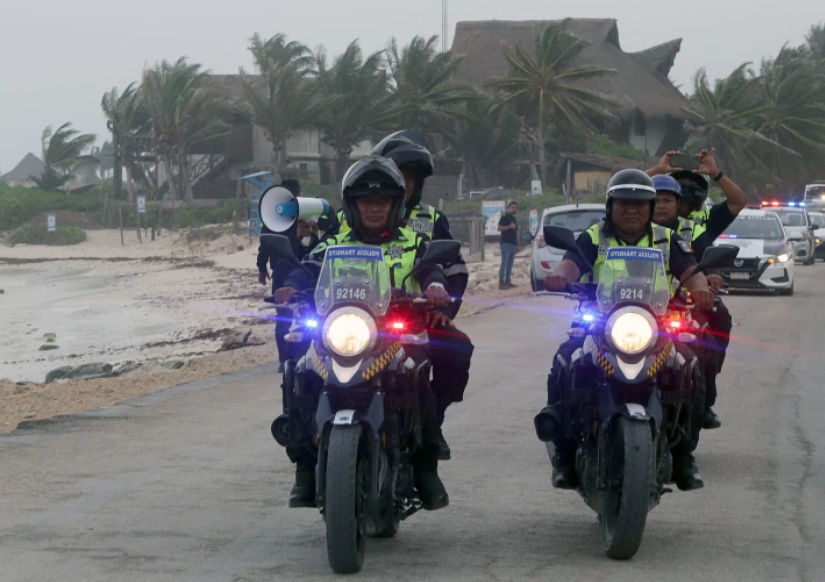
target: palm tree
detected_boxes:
[752,47,825,183]
[142,57,229,201]
[485,20,617,186]
[31,123,97,191]
[315,41,388,181]
[249,32,312,74]
[681,63,791,178]
[379,35,478,133]
[101,83,151,202]
[806,22,825,64]
[443,99,521,188]
[238,63,333,179]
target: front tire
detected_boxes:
[325,425,367,574]
[602,417,654,560]
[366,453,400,538]
[530,267,545,292]
[779,282,795,296]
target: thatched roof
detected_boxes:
[1,152,43,182]
[451,19,689,119]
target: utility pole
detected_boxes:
[442,0,449,52]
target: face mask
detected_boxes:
[300,236,312,247]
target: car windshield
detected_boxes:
[773,209,807,227]
[722,215,785,240]
[543,209,605,232]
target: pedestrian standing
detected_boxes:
[497,201,519,289]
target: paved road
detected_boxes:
[1,269,824,582]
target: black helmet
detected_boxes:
[371,130,434,208]
[606,169,656,218]
[670,170,709,208]
[341,155,406,235]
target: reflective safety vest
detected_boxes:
[308,227,425,292]
[583,223,674,288]
[676,217,706,244]
[687,209,711,228]
[335,204,442,238]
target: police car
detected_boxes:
[761,202,816,265]
[713,209,795,295]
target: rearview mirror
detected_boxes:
[260,234,299,265]
[697,245,739,272]
[418,240,461,267]
[542,225,593,273]
[521,232,534,243]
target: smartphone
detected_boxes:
[670,154,701,171]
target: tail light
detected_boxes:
[536,234,546,249]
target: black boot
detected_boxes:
[434,403,451,461]
[414,471,450,510]
[551,451,577,490]
[289,462,317,508]
[703,408,721,429]
[672,453,704,491]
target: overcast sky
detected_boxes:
[1,0,821,172]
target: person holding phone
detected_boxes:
[498,201,519,289]
[647,149,745,433]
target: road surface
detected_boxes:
[1,269,823,581]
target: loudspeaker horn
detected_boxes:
[258,186,330,233]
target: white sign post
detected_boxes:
[137,195,146,213]
[529,209,539,236]
[47,214,56,232]
[531,180,543,195]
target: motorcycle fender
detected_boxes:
[598,384,663,432]
[315,392,385,438]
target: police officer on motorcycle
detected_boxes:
[648,149,746,428]
[536,169,714,491]
[275,155,453,510]
[332,130,474,461]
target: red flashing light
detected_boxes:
[772,201,780,206]
[669,320,682,330]
[391,321,405,331]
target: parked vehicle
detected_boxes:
[527,204,606,291]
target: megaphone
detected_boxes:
[258,186,331,233]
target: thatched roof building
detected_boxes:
[451,19,688,120]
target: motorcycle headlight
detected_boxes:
[606,307,657,355]
[322,307,376,358]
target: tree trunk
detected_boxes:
[125,163,136,203]
[179,150,194,201]
[163,155,178,201]
[335,148,353,183]
[537,123,548,187]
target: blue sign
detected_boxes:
[327,246,383,259]
[605,247,663,262]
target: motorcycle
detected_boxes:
[535,225,737,559]
[261,234,460,574]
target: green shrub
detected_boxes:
[0,185,102,231]
[9,225,87,245]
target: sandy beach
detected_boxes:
[0,227,532,432]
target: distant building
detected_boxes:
[451,19,690,156]
[0,153,44,188]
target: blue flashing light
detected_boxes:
[304,319,318,328]
[582,313,595,322]
[728,235,738,239]
[800,202,807,207]
[788,202,796,207]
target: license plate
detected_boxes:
[730,272,750,280]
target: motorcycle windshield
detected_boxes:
[596,247,671,316]
[314,245,392,317]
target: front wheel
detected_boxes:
[325,425,367,574]
[602,417,654,560]
[530,267,545,292]
[366,453,400,538]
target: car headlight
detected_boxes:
[607,307,657,355]
[322,307,376,358]
[768,253,791,264]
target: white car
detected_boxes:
[765,204,816,265]
[713,209,795,295]
[808,211,825,261]
[528,203,606,290]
